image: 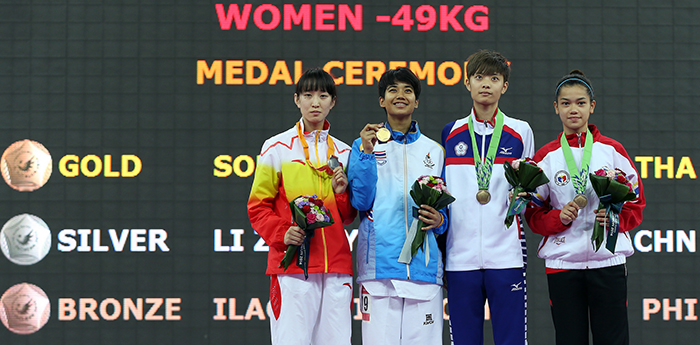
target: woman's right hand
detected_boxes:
[559,200,580,225]
[360,123,384,154]
[284,226,306,246]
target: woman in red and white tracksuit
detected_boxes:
[525,70,645,345]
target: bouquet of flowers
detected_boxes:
[279,194,334,279]
[503,158,550,228]
[398,175,455,266]
[589,167,637,253]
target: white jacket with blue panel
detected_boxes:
[348,121,448,285]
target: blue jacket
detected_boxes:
[348,121,448,285]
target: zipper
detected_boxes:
[314,131,329,273]
[478,125,486,268]
[576,132,590,267]
[403,138,410,280]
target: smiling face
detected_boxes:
[294,90,335,131]
[379,81,418,117]
[554,84,596,135]
[466,73,508,107]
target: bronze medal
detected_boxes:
[376,128,391,142]
[476,189,491,205]
[573,194,588,208]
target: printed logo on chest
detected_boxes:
[499,147,513,155]
[454,142,468,156]
[423,153,435,169]
[554,170,570,186]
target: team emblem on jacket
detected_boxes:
[554,170,570,186]
[455,142,468,156]
[375,150,387,166]
[423,153,435,169]
[553,237,566,245]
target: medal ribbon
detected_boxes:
[468,109,505,191]
[603,198,624,253]
[296,121,335,176]
[560,128,593,197]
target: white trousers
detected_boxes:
[360,285,443,345]
[270,273,353,345]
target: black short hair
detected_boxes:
[295,67,337,99]
[377,67,421,99]
[465,49,511,82]
[554,69,594,100]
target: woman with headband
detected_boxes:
[525,70,646,345]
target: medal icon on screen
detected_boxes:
[1,139,52,192]
[0,283,51,335]
[0,214,52,266]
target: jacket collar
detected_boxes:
[299,118,330,142]
[560,124,600,148]
[385,120,420,144]
[471,107,498,127]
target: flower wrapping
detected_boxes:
[398,175,455,266]
[589,167,637,253]
[279,194,334,279]
[503,158,550,228]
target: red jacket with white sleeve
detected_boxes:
[525,125,645,270]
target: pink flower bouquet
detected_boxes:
[503,158,550,228]
[398,175,455,265]
[279,194,334,279]
[589,167,637,253]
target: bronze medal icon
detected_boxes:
[573,194,588,208]
[476,189,491,205]
[376,128,391,142]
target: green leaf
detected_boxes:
[409,189,419,205]
[591,202,606,252]
[279,244,299,270]
[589,174,611,197]
[410,221,427,257]
[432,193,456,211]
[503,160,519,186]
[589,174,636,204]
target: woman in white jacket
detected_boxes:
[525,70,646,345]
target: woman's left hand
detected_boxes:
[594,208,609,227]
[418,205,443,230]
[331,166,348,194]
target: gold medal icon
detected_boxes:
[573,194,588,208]
[476,189,491,205]
[376,128,391,142]
[1,140,52,192]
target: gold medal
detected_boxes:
[573,194,588,208]
[476,189,491,205]
[376,127,391,142]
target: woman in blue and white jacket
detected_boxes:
[348,67,447,345]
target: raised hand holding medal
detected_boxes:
[376,127,391,142]
[359,122,387,153]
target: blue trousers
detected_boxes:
[446,268,527,345]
